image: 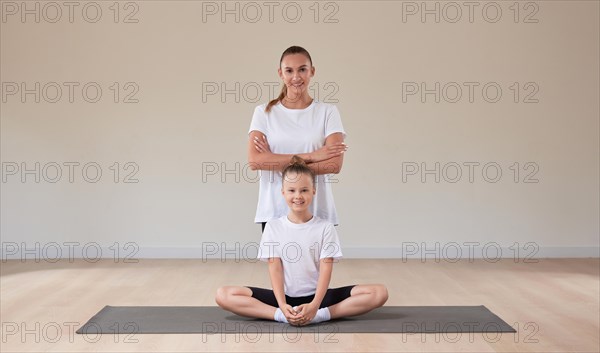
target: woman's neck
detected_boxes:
[287,212,313,224]
[282,95,313,109]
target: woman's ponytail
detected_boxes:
[266,84,286,113]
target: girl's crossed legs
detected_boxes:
[215,284,388,325]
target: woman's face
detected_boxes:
[278,53,315,100]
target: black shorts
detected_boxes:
[246,285,356,308]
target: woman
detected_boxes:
[248,46,348,231]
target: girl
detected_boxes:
[248,45,348,232]
[216,157,388,326]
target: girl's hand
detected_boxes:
[253,135,271,153]
[281,304,302,325]
[294,303,318,325]
[309,143,347,163]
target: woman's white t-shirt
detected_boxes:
[257,215,344,297]
[248,100,346,225]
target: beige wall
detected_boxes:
[1,1,598,259]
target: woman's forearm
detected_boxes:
[248,131,346,172]
[250,150,344,174]
[307,155,344,175]
[249,151,313,172]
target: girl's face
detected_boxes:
[278,54,315,100]
[282,171,315,213]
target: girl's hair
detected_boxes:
[282,155,316,187]
[265,46,313,113]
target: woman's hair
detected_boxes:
[265,46,313,113]
[282,155,316,187]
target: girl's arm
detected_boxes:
[268,257,300,323]
[249,131,346,173]
[311,258,334,307]
[296,258,334,323]
[267,257,287,308]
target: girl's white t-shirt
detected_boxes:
[257,215,344,297]
[248,100,346,224]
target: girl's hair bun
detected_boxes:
[282,155,316,186]
[289,155,308,167]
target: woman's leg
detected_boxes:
[215,286,277,320]
[327,284,388,319]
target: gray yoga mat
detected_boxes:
[76,305,516,334]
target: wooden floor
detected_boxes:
[1,258,598,352]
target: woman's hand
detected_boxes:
[253,135,272,153]
[308,142,347,164]
[294,302,319,326]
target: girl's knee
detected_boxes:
[376,284,389,306]
[354,284,388,307]
[367,284,388,307]
[215,286,230,308]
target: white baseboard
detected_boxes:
[341,246,600,259]
[1,243,599,261]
